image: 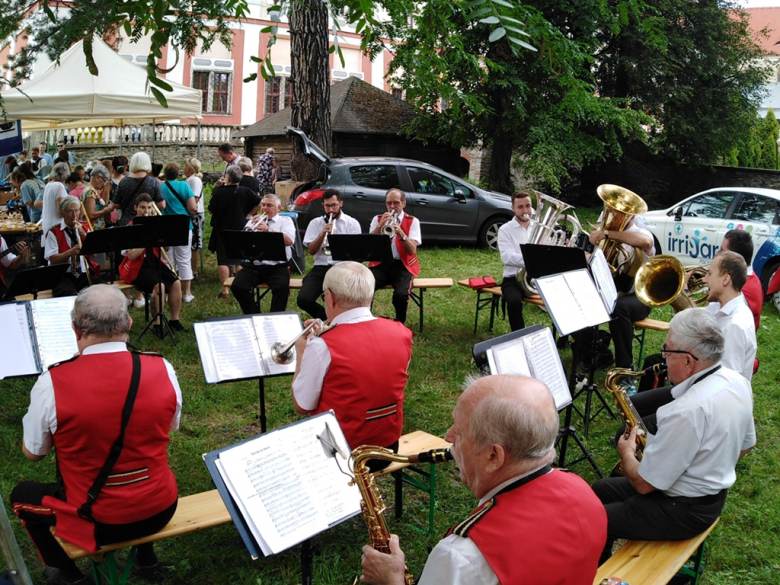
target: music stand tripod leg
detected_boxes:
[137,255,177,347]
[257,378,267,433]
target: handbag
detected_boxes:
[468,276,497,290]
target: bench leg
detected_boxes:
[634,328,647,367]
[408,289,424,333]
[91,547,136,585]
[678,539,707,585]
[392,464,438,536]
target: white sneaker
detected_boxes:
[126,297,133,307]
[133,299,145,308]
[183,294,195,303]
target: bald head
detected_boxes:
[71,285,131,339]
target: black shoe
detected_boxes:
[593,350,614,371]
[152,324,164,339]
[134,562,167,583]
[169,320,188,332]
[44,567,94,585]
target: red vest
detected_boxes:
[315,319,412,449]
[43,352,178,551]
[119,248,160,284]
[742,273,762,331]
[50,224,100,275]
[449,469,607,585]
[369,214,420,276]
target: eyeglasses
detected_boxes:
[661,343,698,361]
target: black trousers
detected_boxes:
[297,265,330,321]
[231,263,290,314]
[609,293,651,368]
[370,261,414,324]
[11,481,176,574]
[53,272,102,298]
[501,276,525,331]
[591,477,726,564]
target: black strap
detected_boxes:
[495,464,552,497]
[164,181,186,206]
[691,365,722,387]
[77,352,142,522]
[120,178,147,213]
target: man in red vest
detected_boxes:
[291,261,412,466]
[0,236,27,297]
[360,375,607,585]
[368,188,422,324]
[721,228,761,330]
[11,285,182,585]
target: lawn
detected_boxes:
[1,206,777,584]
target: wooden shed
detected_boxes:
[234,77,466,179]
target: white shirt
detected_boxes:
[42,181,68,237]
[618,222,655,294]
[45,219,87,274]
[497,218,532,278]
[251,214,296,265]
[640,364,755,498]
[22,342,183,457]
[1,238,18,268]
[291,307,376,410]
[704,295,757,381]
[303,212,362,266]
[418,466,551,585]
[368,211,422,260]
[186,175,204,214]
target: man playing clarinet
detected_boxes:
[497,191,534,331]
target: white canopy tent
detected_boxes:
[0,35,202,154]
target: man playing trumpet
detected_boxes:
[298,189,361,320]
[291,262,412,465]
[368,189,421,325]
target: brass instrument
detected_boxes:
[594,184,648,275]
[244,213,268,231]
[381,211,398,237]
[80,200,93,232]
[349,446,453,585]
[605,364,665,476]
[517,191,583,295]
[149,202,180,279]
[684,265,710,306]
[634,255,706,312]
[271,319,329,364]
[72,221,92,285]
[321,213,334,256]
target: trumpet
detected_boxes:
[321,213,335,256]
[149,202,179,279]
[381,211,398,237]
[244,213,268,231]
[271,319,329,364]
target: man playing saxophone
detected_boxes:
[497,191,534,331]
[593,309,755,564]
[361,375,607,585]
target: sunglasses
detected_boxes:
[661,343,698,361]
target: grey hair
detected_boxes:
[50,162,71,182]
[60,195,80,214]
[128,152,152,173]
[266,147,275,154]
[225,165,243,184]
[263,194,282,207]
[71,285,131,338]
[90,164,110,181]
[464,374,559,464]
[237,157,254,173]
[668,308,724,364]
[323,261,375,308]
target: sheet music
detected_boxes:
[589,248,618,314]
[253,314,302,376]
[488,340,532,377]
[563,271,611,325]
[206,319,264,382]
[215,413,361,556]
[29,297,78,370]
[523,329,572,409]
[535,270,611,336]
[0,304,39,379]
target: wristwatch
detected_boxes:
[604,230,610,240]
[401,235,408,242]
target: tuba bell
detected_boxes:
[517,191,582,296]
[634,254,696,312]
[594,184,648,275]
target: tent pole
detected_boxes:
[197,120,202,160]
[152,119,156,164]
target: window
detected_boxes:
[391,88,404,100]
[349,165,400,190]
[265,77,292,115]
[407,166,464,197]
[192,71,232,114]
[732,194,779,224]
[682,192,735,219]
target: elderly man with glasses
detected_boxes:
[592,308,755,564]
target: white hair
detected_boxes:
[50,162,70,182]
[323,262,375,308]
[72,285,131,337]
[225,165,243,184]
[90,164,110,181]
[59,195,80,214]
[668,308,724,364]
[128,152,152,174]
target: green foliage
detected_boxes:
[722,109,779,170]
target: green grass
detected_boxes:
[1,206,778,584]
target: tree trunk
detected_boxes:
[485,40,515,194]
[289,0,331,182]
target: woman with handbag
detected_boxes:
[161,162,198,303]
[112,152,165,226]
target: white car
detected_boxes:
[643,187,780,308]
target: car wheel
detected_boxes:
[479,217,508,250]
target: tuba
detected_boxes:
[634,255,708,312]
[605,364,665,476]
[349,446,453,585]
[595,184,648,275]
[517,191,583,296]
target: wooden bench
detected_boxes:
[594,519,719,585]
[223,276,454,333]
[13,280,135,301]
[457,279,545,333]
[632,318,670,366]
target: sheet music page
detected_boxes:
[523,328,572,410]
[0,304,39,379]
[199,319,263,382]
[488,339,532,376]
[589,248,618,314]
[217,428,331,555]
[535,274,588,335]
[252,314,302,376]
[29,297,78,370]
[216,458,272,557]
[194,323,219,384]
[562,271,611,327]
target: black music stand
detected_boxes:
[80,224,145,283]
[221,230,286,263]
[132,215,189,345]
[329,234,393,263]
[3,264,69,301]
[472,324,543,373]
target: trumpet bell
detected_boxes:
[634,255,686,308]
[270,340,295,365]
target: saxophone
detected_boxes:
[349,446,453,585]
[605,364,665,476]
